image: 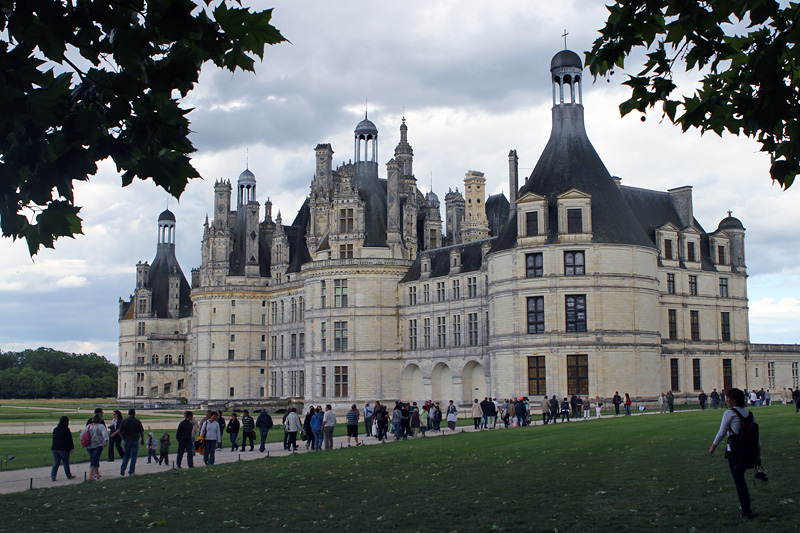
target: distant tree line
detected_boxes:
[0,348,116,399]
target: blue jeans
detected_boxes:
[120,439,139,474]
[176,439,193,467]
[51,450,72,478]
[88,446,103,467]
[625,404,631,416]
[313,429,323,451]
[258,429,270,452]
[147,448,158,463]
[516,415,525,427]
[204,440,217,464]
[230,431,239,451]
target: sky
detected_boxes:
[1,1,799,363]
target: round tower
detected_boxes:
[237,168,257,206]
[158,209,176,246]
[551,49,583,106]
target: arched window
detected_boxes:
[151,354,159,365]
[164,354,173,365]
[177,354,185,365]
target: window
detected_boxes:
[689,275,698,296]
[409,286,417,305]
[298,297,304,320]
[334,279,348,307]
[467,277,477,298]
[280,335,285,358]
[299,371,305,396]
[423,318,431,349]
[260,349,267,361]
[526,253,543,278]
[270,336,277,359]
[723,359,733,390]
[177,379,184,390]
[437,316,447,348]
[271,301,278,323]
[334,366,348,397]
[177,354,185,365]
[468,312,479,346]
[136,372,145,382]
[453,315,462,347]
[527,356,546,396]
[280,301,285,323]
[334,321,348,351]
[260,368,265,374]
[164,383,172,394]
[670,358,680,391]
[423,284,430,303]
[436,281,446,302]
[525,211,539,236]
[290,371,298,396]
[721,312,731,342]
[231,300,235,307]
[664,239,673,260]
[164,354,173,365]
[719,278,729,298]
[229,387,235,397]
[291,298,297,321]
[768,361,775,388]
[151,354,159,365]
[291,334,297,358]
[567,208,582,233]
[565,295,587,332]
[564,251,585,276]
[230,314,235,324]
[452,279,460,299]
[668,309,678,340]
[718,245,726,265]
[137,321,145,336]
[408,319,418,350]
[321,322,327,352]
[230,334,235,343]
[136,387,144,396]
[792,362,799,388]
[339,244,354,258]
[320,367,326,397]
[270,371,278,396]
[260,387,265,398]
[667,273,676,294]
[690,310,700,341]
[527,296,545,334]
[567,354,588,395]
[262,314,266,326]
[228,349,235,361]
[339,208,354,233]
[137,342,145,352]
[299,333,305,357]
[692,358,701,390]
[687,241,696,262]
[321,281,327,308]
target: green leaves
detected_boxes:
[587,0,799,189]
[0,0,287,255]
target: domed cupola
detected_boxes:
[551,49,583,106]
[158,209,176,223]
[717,212,745,232]
[158,209,176,246]
[426,190,440,208]
[354,113,378,164]
[237,167,256,206]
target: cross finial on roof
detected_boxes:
[727,210,733,217]
[562,29,569,49]
[246,147,249,170]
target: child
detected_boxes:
[146,432,158,463]
[158,433,171,466]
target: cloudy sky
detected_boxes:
[2,1,799,363]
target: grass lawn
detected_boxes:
[0,407,797,531]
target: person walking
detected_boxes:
[345,404,361,446]
[255,409,273,452]
[419,405,429,436]
[541,396,550,425]
[240,410,256,451]
[659,393,667,414]
[146,431,158,463]
[560,398,571,422]
[51,416,76,482]
[303,406,316,450]
[106,410,125,462]
[226,412,240,452]
[595,395,603,417]
[709,388,759,520]
[363,402,374,438]
[667,390,675,413]
[471,399,483,430]
[118,408,144,476]
[311,406,324,451]
[624,393,632,416]
[583,397,591,419]
[80,414,109,480]
[175,411,195,468]
[446,400,458,432]
[432,403,442,432]
[284,407,303,451]
[158,433,170,466]
[612,392,622,416]
[711,388,721,409]
[548,395,559,424]
[699,390,708,410]
[322,404,336,450]
[201,412,221,465]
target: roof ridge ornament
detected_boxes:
[563,29,569,50]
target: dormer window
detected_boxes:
[687,241,696,262]
[664,239,673,260]
[567,209,582,234]
[526,211,539,236]
[717,245,726,265]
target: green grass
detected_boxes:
[0,407,797,531]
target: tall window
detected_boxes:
[687,241,696,262]
[718,245,726,265]
[792,362,799,387]
[298,297,304,320]
[436,281,446,302]
[334,321,348,351]
[453,315,462,347]
[527,356,546,396]
[321,322,327,352]
[270,371,278,396]
[334,366,348,397]
[334,279,348,307]
[270,336,277,359]
[567,354,588,395]
[151,354,159,365]
[437,316,447,348]
[230,314,236,325]
[467,313,479,346]
[567,208,582,233]
[565,295,587,332]
[339,244,353,258]
[467,277,477,298]
[664,239,673,260]
[291,334,297,358]
[260,349,266,361]
[339,208,354,233]
[723,359,733,391]
[526,253,543,278]
[164,354,173,365]
[321,281,326,308]
[409,286,417,305]
[670,358,680,391]
[320,367,326,397]
[564,251,585,276]
[690,310,700,341]
[692,358,701,390]
[526,211,539,236]
[299,333,305,357]
[720,312,731,342]
[527,296,545,334]
[719,278,729,298]
[423,284,430,303]
[667,273,676,294]
[452,279,461,299]
[767,361,776,388]
[178,354,185,365]
[271,301,278,323]
[423,318,431,349]
[280,301,285,322]
[291,298,297,321]
[689,275,698,296]
[137,321,145,335]
[280,335,284,358]
[668,309,678,340]
[408,319,418,350]
[290,371,298,396]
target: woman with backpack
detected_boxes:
[709,388,760,520]
[80,414,109,480]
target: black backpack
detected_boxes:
[728,409,759,470]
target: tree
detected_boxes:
[586,0,800,188]
[1,0,286,254]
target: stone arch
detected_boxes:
[431,362,454,405]
[401,363,424,402]
[462,360,487,403]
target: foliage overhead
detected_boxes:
[0,0,286,255]
[586,0,800,189]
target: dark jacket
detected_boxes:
[119,416,144,441]
[176,419,194,441]
[51,426,74,451]
[515,400,527,416]
[255,412,273,431]
[227,418,240,434]
[241,415,255,433]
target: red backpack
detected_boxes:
[81,427,92,447]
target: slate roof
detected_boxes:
[401,239,492,283]
[485,193,509,237]
[148,244,192,318]
[228,208,271,277]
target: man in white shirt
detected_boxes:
[322,405,336,450]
